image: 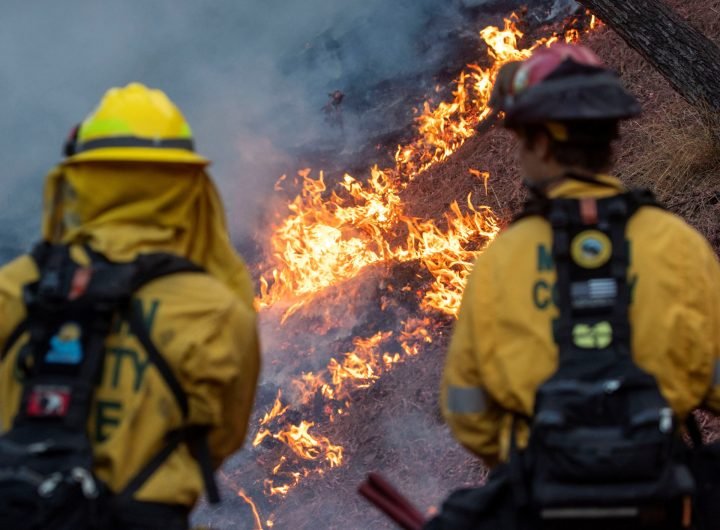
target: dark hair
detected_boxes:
[521,123,615,173]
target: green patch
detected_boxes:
[572,321,613,349]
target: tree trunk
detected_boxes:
[577,0,720,112]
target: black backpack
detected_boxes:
[0,243,220,530]
[512,190,697,528]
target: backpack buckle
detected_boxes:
[72,467,100,498]
[38,472,63,497]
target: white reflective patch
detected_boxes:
[447,386,487,414]
[714,360,720,386]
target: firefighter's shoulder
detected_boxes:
[136,269,255,322]
[471,215,552,277]
[629,205,718,263]
[0,254,38,299]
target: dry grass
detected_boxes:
[617,105,720,247]
[406,1,720,253]
[204,4,720,528]
[583,0,720,251]
[622,108,720,192]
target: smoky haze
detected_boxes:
[1,1,579,527]
[0,0,502,261]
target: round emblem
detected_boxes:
[571,230,612,269]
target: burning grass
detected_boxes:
[245,14,595,512]
[195,2,720,528]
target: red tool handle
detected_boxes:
[358,473,426,530]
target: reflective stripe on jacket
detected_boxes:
[442,175,720,467]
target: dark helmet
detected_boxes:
[489,43,641,136]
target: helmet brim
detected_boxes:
[65,146,210,166]
[504,73,642,129]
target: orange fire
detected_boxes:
[238,489,265,530]
[246,10,599,518]
[256,14,588,321]
[223,470,268,530]
[260,390,289,426]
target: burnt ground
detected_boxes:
[197,1,720,528]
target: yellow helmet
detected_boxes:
[66,82,209,165]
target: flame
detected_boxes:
[260,390,289,426]
[256,14,586,318]
[275,420,344,464]
[469,169,490,195]
[238,489,265,530]
[242,11,599,523]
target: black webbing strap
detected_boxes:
[512,175,664,224]
[10,243,221,504]
[549,202,575,355]
[4,244,49,366]
[75,136,195,154]
[127,309,189,418]
[119,313,221,503]
[118,429,187,501]
[13,244,116,431]
[606,198,632,357]
[120,258,221,504]
[508,414,532,509]
[186,429,221,504]
[0,321,27,361]
[537,190,664,360]
[0,243,52,360]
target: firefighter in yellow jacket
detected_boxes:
[0,83,260,529]
[435,44,720,528]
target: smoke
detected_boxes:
[458,0,578,17]
[0,0,483,261]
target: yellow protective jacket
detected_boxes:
[0,162,260,507]
[442,175,720,467]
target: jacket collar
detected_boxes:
[546,174,626,199]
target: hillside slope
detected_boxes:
[201,2,719,528]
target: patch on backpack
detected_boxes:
[45,322,83,364]
[26,385,72,417]
[571,230,612,269]
[572,321,613,349]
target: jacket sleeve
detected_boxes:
[441,259,503,468]
[181,297,261,467]
[698,242,720,413]
[0,255,38,432]
[0,255,36,344]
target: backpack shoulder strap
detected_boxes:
[113,252,221,504]
[12,244,220,503]
[1,243,83,360]
[548,193,642,365]
[513,193,551,223]
[118,252,204,420]
[512,184,663,225]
